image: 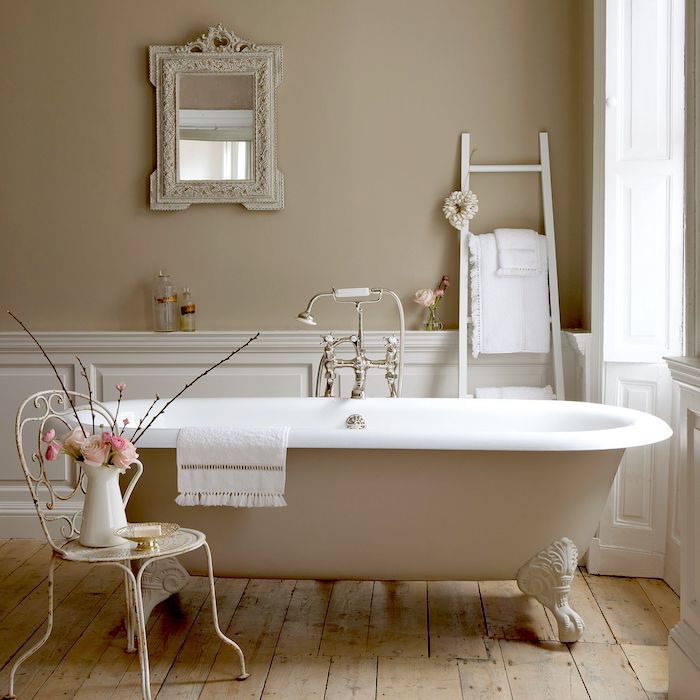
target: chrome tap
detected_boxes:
[296,288,405,398]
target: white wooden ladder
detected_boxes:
[457,132,564,399]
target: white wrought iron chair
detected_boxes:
[5,390,249,700]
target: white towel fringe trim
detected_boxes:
[176,492,287,507]
[468,233,482,359]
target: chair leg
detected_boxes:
[123,563,136,653]
[3,553,57,699]
[202,541,249,680]
[131,567,153,700]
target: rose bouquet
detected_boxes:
[413,275,450,331]
[41,386,139,474]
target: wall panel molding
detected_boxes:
[0,329,567,537]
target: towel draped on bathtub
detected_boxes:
[176,426,290,507]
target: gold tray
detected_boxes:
[114,522,180,551]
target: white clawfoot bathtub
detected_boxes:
[112,397,671,642]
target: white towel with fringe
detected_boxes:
[475,385,555,400]
[468,232,550,358]
[176,426,290,507]
[494,228,541,276]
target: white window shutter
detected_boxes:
[604,0,685,363]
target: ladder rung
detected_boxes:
[469,164,542,173]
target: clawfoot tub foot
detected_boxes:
[516,537,584,643]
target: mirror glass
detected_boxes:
[177,74,254,181]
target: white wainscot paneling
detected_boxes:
[0,362,79,537]
[667,357,700,696]
[588,362,673,577]
[0,330,567,537]
[664,359,700,594]
[96,362,310,401]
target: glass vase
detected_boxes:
[424,305,443,331]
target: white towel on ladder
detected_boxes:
[475,385,554,399]
[494,228,541,276]
[469,232,550,358]
[176,426,290,507]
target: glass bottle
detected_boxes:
[179,287,196,332]
[152,270,178,332]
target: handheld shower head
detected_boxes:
[297,310,317,326]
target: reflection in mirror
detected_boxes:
[177,74,254,181]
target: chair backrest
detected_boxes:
[15,389,142,550]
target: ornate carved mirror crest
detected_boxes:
[149,25,283,210]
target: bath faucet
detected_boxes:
[296,288,405,398]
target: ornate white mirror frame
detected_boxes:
[149,25,284,211]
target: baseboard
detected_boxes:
[0,510,49,538]
[665,537,682,595]
[587,537,666,578]
[670,623,700,699]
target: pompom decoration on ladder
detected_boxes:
[442,189,479,229]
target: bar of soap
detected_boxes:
[131,524,161,537]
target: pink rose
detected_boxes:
[42,429,55,444]
[80,435,110,466]
[59,427,87,458]
[111,440,138,470]
[413,289,435,308]
[101,431,113,444]
[110,434,127,451]
[45,443,59,461]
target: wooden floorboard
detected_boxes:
[621,644,670,699]
[457,637,510,699]
[570,641,648,699]
[0,544,55,623]
[199,578,295,700]
[0,539,46,585]
[584,573,670,645]
[366,581,428,658]
[319,581,374,658]
[2,564,122,698]
[0,539,679,699]
[638,577,681,631]
[479,580,555,641]
[428,581,488,660]
[500,640,589,700]
[376,656,462,700]
[324,656,377,700]
[260,655,331,699]
[274,579,333,658]
[158,577,248,700]
[112,576,211,699]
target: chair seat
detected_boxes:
[57,527,206,563]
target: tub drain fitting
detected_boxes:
[345,414,367,429]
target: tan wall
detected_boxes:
[0,0,588,332]
[579,0,595,332]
